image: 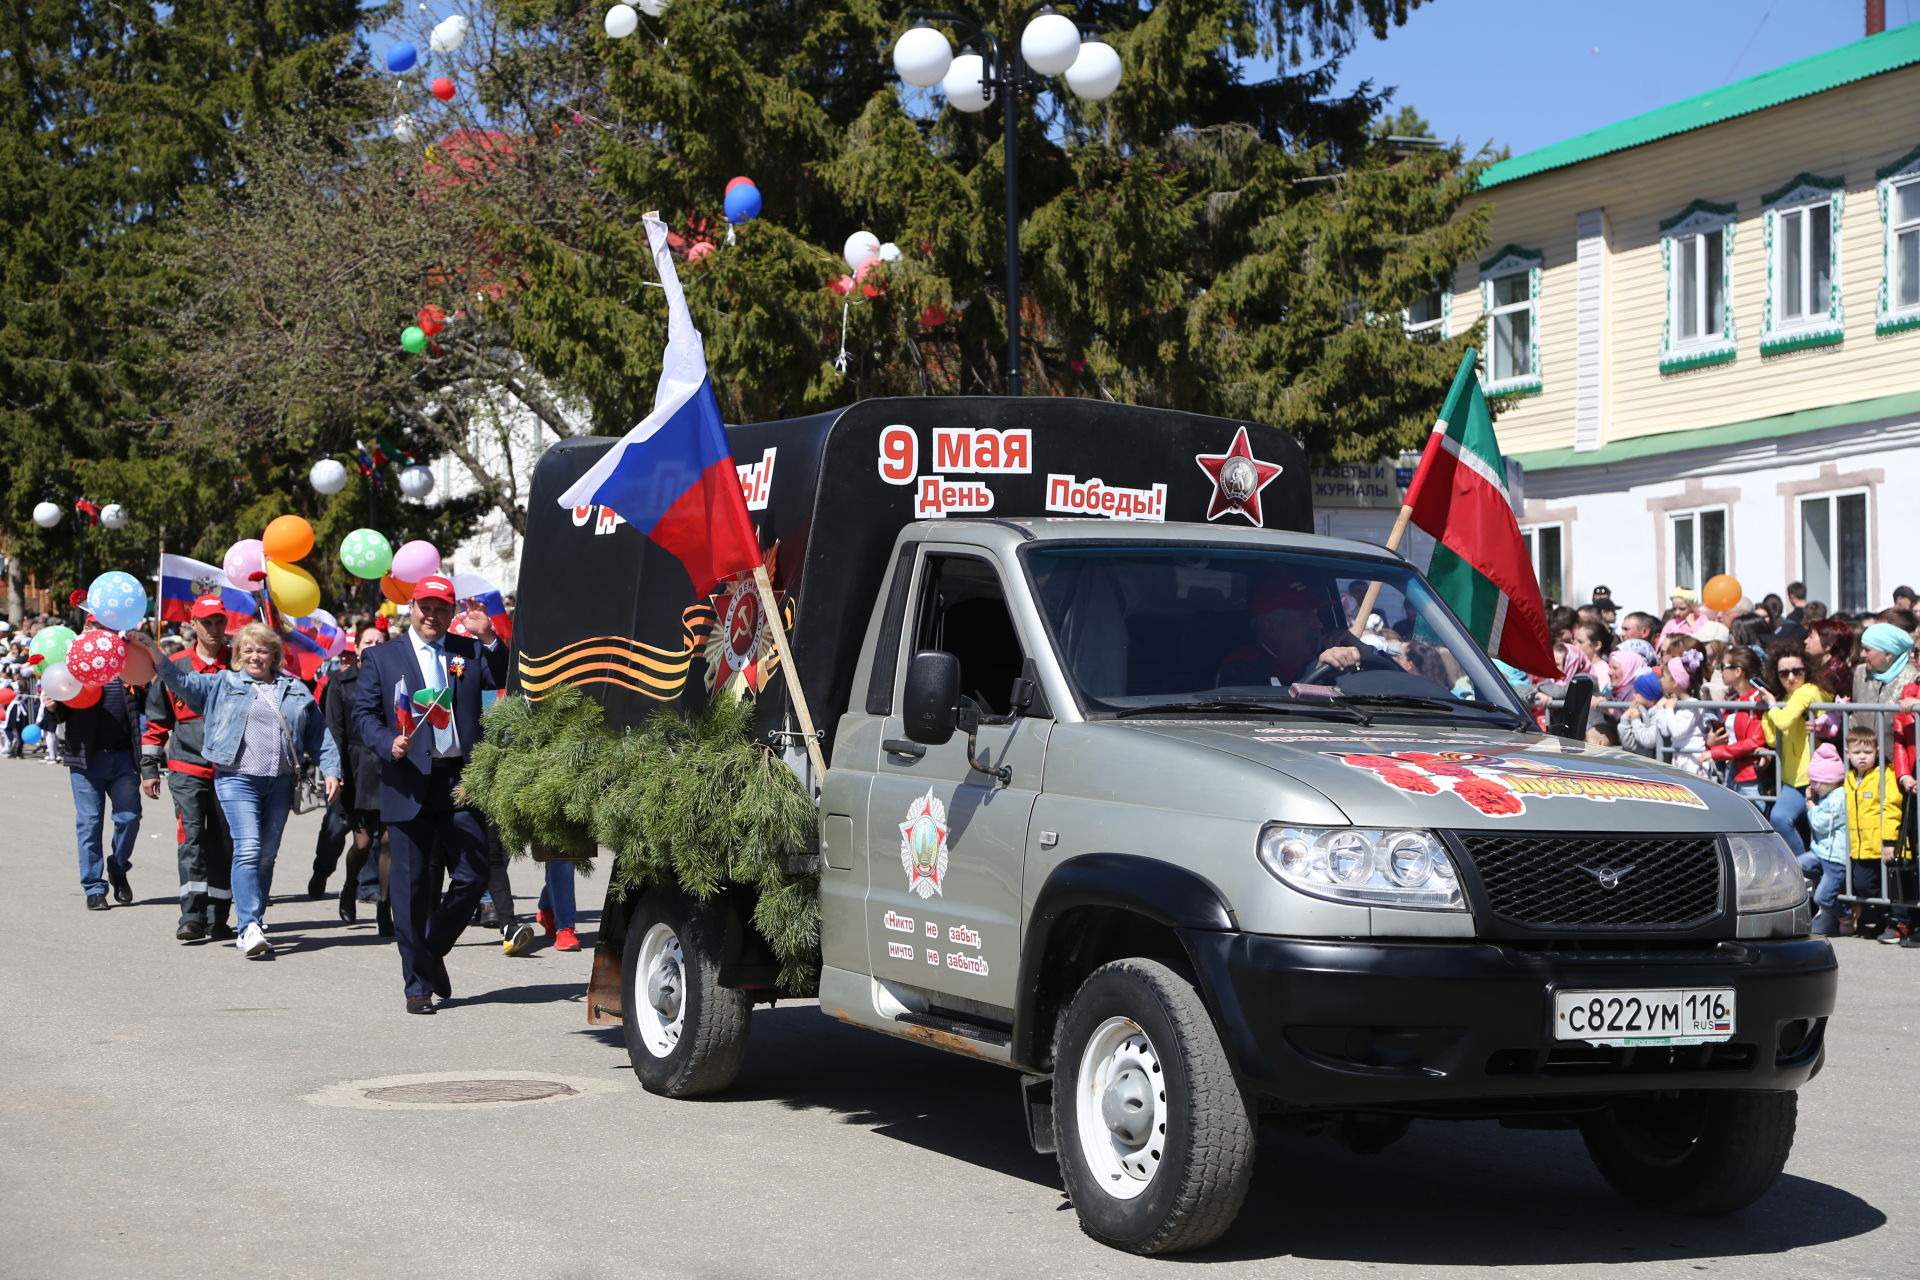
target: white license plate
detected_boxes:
[1552,988,1736,1046]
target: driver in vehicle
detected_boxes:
[1216,576,1368,688]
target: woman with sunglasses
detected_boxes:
[1703,648,1770,799]
[1755,642,1829,857]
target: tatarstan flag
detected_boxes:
[1404,349,1558,679]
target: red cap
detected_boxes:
[412,574,457,605]
[189,594,227,619]
[1251,577,1320,617]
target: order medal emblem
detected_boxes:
[898,788,950,899]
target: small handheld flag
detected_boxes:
[411,686,454,730]
[394,691,417,737]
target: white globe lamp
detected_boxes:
[1064,39,1122,101]
[892,23,953,88]
[32,502,62,529]
[398,464,436,499]
[1019,10,1081,76]
[100,503,128,530]
[309,458,349,496]
[942,53,993,113]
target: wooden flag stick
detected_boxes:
[1354,503,1414,631]
[753,563,827,784]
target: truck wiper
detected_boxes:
[1112,699,1372,725]
[1331,692,1526,726]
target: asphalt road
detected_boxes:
[2,753,1916,1280]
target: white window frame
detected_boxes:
[1521,522,1564,605]
[1798,489,1872,615]
[1659,199,1737,373]
[1478,246,1542,397]
[1879,144,1920,337]
[1667,505,1729,597]
[1402,277,1451,339]
[1761,174,1844,354]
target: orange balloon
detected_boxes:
[381,572,416,605]
[120,643,158,687]
[65,683,102,709]
[262,514,315,563]
[1702,573,1742,613]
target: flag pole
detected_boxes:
[1354,505,1413,629]
[752,564,827,783]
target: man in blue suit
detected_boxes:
[352,574,509,1014]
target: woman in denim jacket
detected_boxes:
[130,624,340,958]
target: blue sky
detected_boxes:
[1334,0,1917,158]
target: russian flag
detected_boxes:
[158,554,255,627]
[453,572,513,644]
[556,213,760,598]
[290,610,346,668]
[282,625,328,682]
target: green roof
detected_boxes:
[1509,390,1920,473]
[1480,24,1920,189]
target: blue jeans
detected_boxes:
[539,862,577,931]
[68,749,141,896]
[1803,858,1847,910]
[215,772,294,933]
[1769,784,1808,857]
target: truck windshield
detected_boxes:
[1023,544,1530,724]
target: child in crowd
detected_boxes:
[1703,648,1769,797]
[1844,724,1905,939]
[1804,744,1849,937]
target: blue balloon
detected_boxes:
[21,725,41,745]
[723,182,762,225]
[387,42,418,73]
[87,570,148,631]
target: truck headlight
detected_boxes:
[1727,831,1806,914]
[1258,825,1466,911]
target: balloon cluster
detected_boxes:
[30,570,155,706]
[401,303,450,355]
[386,17,468,116]
[723,175,762,226]
[221,514,321,618]
[604,0,666,39]
[829,231,901,297]
[337,527,441,608]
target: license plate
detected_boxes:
[1552,988,1735,1046]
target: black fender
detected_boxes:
[1012,853,1237,1068]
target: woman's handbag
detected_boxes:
[260,682,328,814]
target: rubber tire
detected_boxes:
[620,887,751,1098]
[1052,958,1255,1255]
[1581,1090,1796,1215]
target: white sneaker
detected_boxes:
[238,923,273,959]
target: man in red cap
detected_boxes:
[1216,575,1366,688]
[351,574,508,1014]
[140,594,235,941]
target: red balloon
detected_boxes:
[724,175,755,194]
[64,683,102,709]
[417,304,446,336]
[0,688,14,707]
[431,77,456,101]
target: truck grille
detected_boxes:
[1451,834,1723,932]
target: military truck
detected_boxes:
[509,397,1835,1255]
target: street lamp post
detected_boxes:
[892,6,1122,396]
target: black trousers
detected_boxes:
[167,770,232,926]
[387,767,490,998]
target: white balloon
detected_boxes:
[1065,39,1122,101]
[843,231,881,272]
[892,24,952,88]
[942,53,993,113]
[636,0,666,15]
[392,113,421,143]
[429,14,469,52]
[309,458,349,496]
[398,464,436,499]
[32,502,62,529]
[877,242,902,263]
[1020,10,1081,76]
[99,503,128,530]
[604,3,638,38]
[40,663,82,702]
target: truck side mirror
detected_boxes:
[1549,674,1595,742]
[903,649,961,745]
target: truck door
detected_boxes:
[864,551,1048,1014]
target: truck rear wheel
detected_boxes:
[1581,1090,1796,1215]
[621,887,751,1098]
[1052,958,1254,1255]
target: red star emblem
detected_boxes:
[1193,426,1284,526]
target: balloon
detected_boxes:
[430,14,469,52]
[393,114,422,144]
[604,3,637,37]
[339,528,394,579]
[85,571,148,631]
[1703,574,1743,613]
[386,42,418,73]
[377,600,398,619]
[843,231,881,272]
[724,175,756,194]
[723,183,761,225]
[688,241,716,262]
[310,458,349,495]
[1020,10,1082,75]
[893,23,953,88]
[920,303,948,327]
[20,724,41,745]
[398,464,435,499]
[66,630,127,686]
[1064,39,1122,101]
[223,539,266,590]
[64,682,102,709]
[264,560,320,617]
[39,663,82,702]
[0,688,13,707]
[401,325,428,354]
[431,77,456,102]
[262,514,315,563]
[417,304,446,336]
[29,625,77,668]
[878,241,902,263]
[100,503,128,529]
[120,641,158,687]
[32,501,62,528]
[943,53,992,113]
[390,539,440,582]
[381,572,416,605]
[637,0,665,15]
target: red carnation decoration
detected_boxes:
[1376,766,1441,795]
[69,589,91,609]
[1453,776,1524,816]
[1343,754,1407,770]
[1402,752,1477,779]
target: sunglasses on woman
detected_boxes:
[1778,665,1807,678]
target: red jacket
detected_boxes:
[139,646,229,780]
[1707,690,1768,785]
[1895,681,1918,781]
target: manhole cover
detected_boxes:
[364,1078,577,1105]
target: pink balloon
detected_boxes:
[224,539,266,591]
[390,539,441,583]
[66,631,128,685]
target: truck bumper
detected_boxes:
[1179,932,1838,1110]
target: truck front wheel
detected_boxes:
[621,887,751,1098]
[1581,1090,1796,1214]
[1052,958,1255,1255]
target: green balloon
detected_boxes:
[401,325,428,354]
[29,624,76,668]
[339,528,394,580]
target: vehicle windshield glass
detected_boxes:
[1022,544,1529,721]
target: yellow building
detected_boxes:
[1447,23,1920,615]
